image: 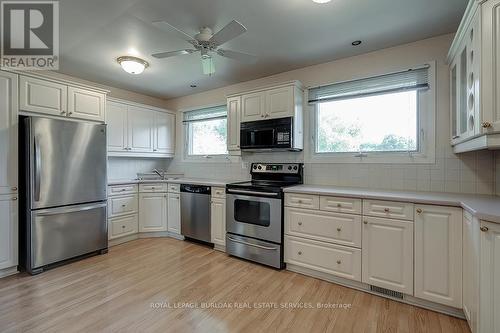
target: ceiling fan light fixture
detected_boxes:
[117,56,149,74]
[201,56,215,75]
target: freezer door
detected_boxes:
[28,117,107,209]
[31,202,107,269]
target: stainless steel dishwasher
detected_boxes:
[180,184,211,243]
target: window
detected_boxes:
[184,105,228,157]
[308,65,435,163]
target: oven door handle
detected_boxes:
[227,236,279,251]
[227,189,279,197]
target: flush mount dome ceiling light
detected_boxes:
[117,56,149,74]
[312,0,332,3]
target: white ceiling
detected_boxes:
[58,0,468,99]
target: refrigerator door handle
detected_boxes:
[36,202,107,216]
[34,136,41,202]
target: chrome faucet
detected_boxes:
[152,169,164,180]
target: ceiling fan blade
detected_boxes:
[209,20,247,46]
[152,49,196,59]
[152,21,198,46]
[217,49,257,63]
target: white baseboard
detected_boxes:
[109,232,185,247]
[0,266,19,279]
[286,264,465,319]
[214,244,226,252]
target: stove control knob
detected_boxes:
[257,165,262,170]
[288,166,292,171]
[293,166,298,170]
[253,165,257,170]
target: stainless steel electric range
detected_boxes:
[225,163,304,269]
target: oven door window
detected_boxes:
[234,199,271,226]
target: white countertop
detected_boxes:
[108,178,244,188]
[284,185,500,223]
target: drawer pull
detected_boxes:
[336,260,341,265]
[121,225,126,229]
[363,221,368,224]
[12,197,17,201]
[416,208,423,214]
[336,227,342,232]
[298,222,302,226]
[336,203,342,208]
[298,251,302,255]
[384,208,390,212]
[480,226,489,232]
[121,204,126,207]
[11,187,17,191]
[297,199,302,203]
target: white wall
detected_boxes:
[166,34,496,195]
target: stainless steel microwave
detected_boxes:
[239,117,303,151]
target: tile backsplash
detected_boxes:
[108,157,172,181]
[167,149,496,195]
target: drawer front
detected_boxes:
[285,208,361,248]
[139,183,168,193]
[211,187,226,198]
[108,194,138,217]
[320,196,362,214]
[285,193,320,210]
[109,214,138,239]
[168,183,180,193]
[363,199,414,221]
[285,236,361,282]
[108,184,138,197]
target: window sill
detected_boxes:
[182,154,240,163]
[307,152,435,164]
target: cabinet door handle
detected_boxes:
[11,187,17,191]
[481,122,492,128]
[363,221,368,225]
[336,260,341,265]
[298,251,302,255]
[337,227,342,232]
[480,226,489,232]
[12,197,17,201]
[121,204,126,207]
[416,208,423,214]
[384,208,390,213]
[298,222,302,226]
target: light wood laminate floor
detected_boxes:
[0,238,470,333]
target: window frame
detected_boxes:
[306,62,436,164]
[181,104,233,163]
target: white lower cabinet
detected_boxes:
[362,216,413,294]
[414,205,462,308]
[109,214,138,240]
[211,197,226,248]
[285,235,361,281]
[463,211,480,333]
[167,192,181,235]
[479,221,500,333]
[139,193,167,232]
[0,195,18,271]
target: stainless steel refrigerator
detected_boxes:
[19,116,108,274]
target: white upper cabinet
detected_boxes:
[414,205,463,308]
[241,91,265,122]
[19,75,67,116]
[128,106,154,153]
[266,86,294,119]
[234,81,304,123]
[107,101,128,152]
[0,71,18,196]
[227,96,241,152]
[67,86,105,122]
[154,111,175,154]
[19,74,107,122]
[448,0,500,152]
[106,99,175,157]
[362,216,413,295]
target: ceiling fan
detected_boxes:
[151,20,257,75]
